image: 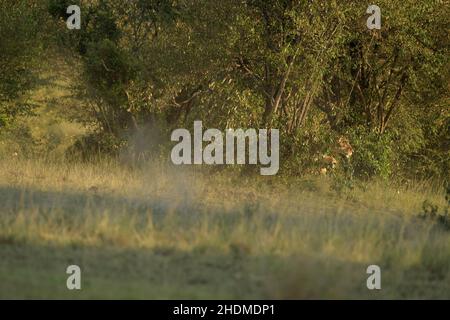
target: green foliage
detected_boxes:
[349,128,395,179]
[85,39,136,95]
[405,106,450,179]
[0,0,46,128]
[66,131,125,160]
[1,0,448,180]
[47,0,75,19]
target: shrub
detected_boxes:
[348,127,395,179]
[66,131,125,161]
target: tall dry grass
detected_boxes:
[0,158,449,298]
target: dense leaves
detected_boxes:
[1,0,448,179]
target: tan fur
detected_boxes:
[322,155,338,169]
[337,137,353,159]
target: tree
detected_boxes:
[0,0,49,128]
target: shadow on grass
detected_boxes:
[0,241,378,300]
[1,185,449,299]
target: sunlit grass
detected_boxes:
[0,158,449,299]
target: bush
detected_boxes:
[349,128,395,179]
[66,131,125,161]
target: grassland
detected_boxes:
[0,158,449,299]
